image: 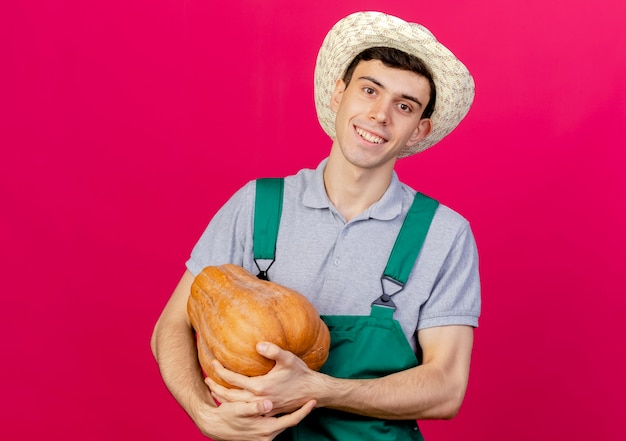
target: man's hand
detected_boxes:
[207,342,324,416]
[208,326,474,421]
[193,397,316,441]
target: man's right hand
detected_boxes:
[191,398,316,441]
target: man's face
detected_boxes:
[330,59,432,171]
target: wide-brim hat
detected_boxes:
[314,11,475,158]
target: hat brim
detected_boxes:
[314,11,475,158]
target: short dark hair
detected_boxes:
[342,47,436,119]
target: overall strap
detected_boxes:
[373,193,440,310]
[253,178,284,280]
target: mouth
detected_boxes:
[355,127,387,144]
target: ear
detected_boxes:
[330,79,346,113]
[407,118,432,147]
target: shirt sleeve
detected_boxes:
[186,180,256,276]
[417,222,481,330]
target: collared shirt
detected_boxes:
[187,159,481,351]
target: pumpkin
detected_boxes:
[187,264,330,388]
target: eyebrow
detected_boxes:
[358,75,424,108]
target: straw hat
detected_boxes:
[314,11,475,157]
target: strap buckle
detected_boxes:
[371,276,404,310]
[254,259,275,281]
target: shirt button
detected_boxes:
[334,259,340,266]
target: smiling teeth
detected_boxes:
[356,128,385,144]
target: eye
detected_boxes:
[398,103,413,113]
[363,86,376,95]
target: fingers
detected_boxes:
[276,399,317,427]
[233,399,274,418]
[206,376,257,404]
[210,359,254,390]
[217,399,314,440]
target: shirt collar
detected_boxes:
[302,158,405,221]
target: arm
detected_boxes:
[151,270,316,440]
[150,271,216,423]
[317,324,474,419]
[210,324,473,420]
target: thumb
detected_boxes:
[256,341,286,362]
[258,399,274,415]
[234,399,274,418]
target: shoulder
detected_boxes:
[253,163,320,193]
[397,179,471,233]
[217,179,257,214]
[396,181,476,257]
[283,164,320,191]
[433,203,471,235]
[283,161,328,208]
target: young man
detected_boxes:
[151,11,480,441]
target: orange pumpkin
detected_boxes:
[187,264,330,388]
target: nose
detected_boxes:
[369,99,390,124]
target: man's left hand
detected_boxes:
[205,341,323,416]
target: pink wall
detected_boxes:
[2,0,625,439]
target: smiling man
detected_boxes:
[325,54,435,221]
[151,11,480,441]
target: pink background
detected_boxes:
[2,0,625,439]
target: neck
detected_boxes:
[323,147,395,222]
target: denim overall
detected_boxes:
[254,178,439,441]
